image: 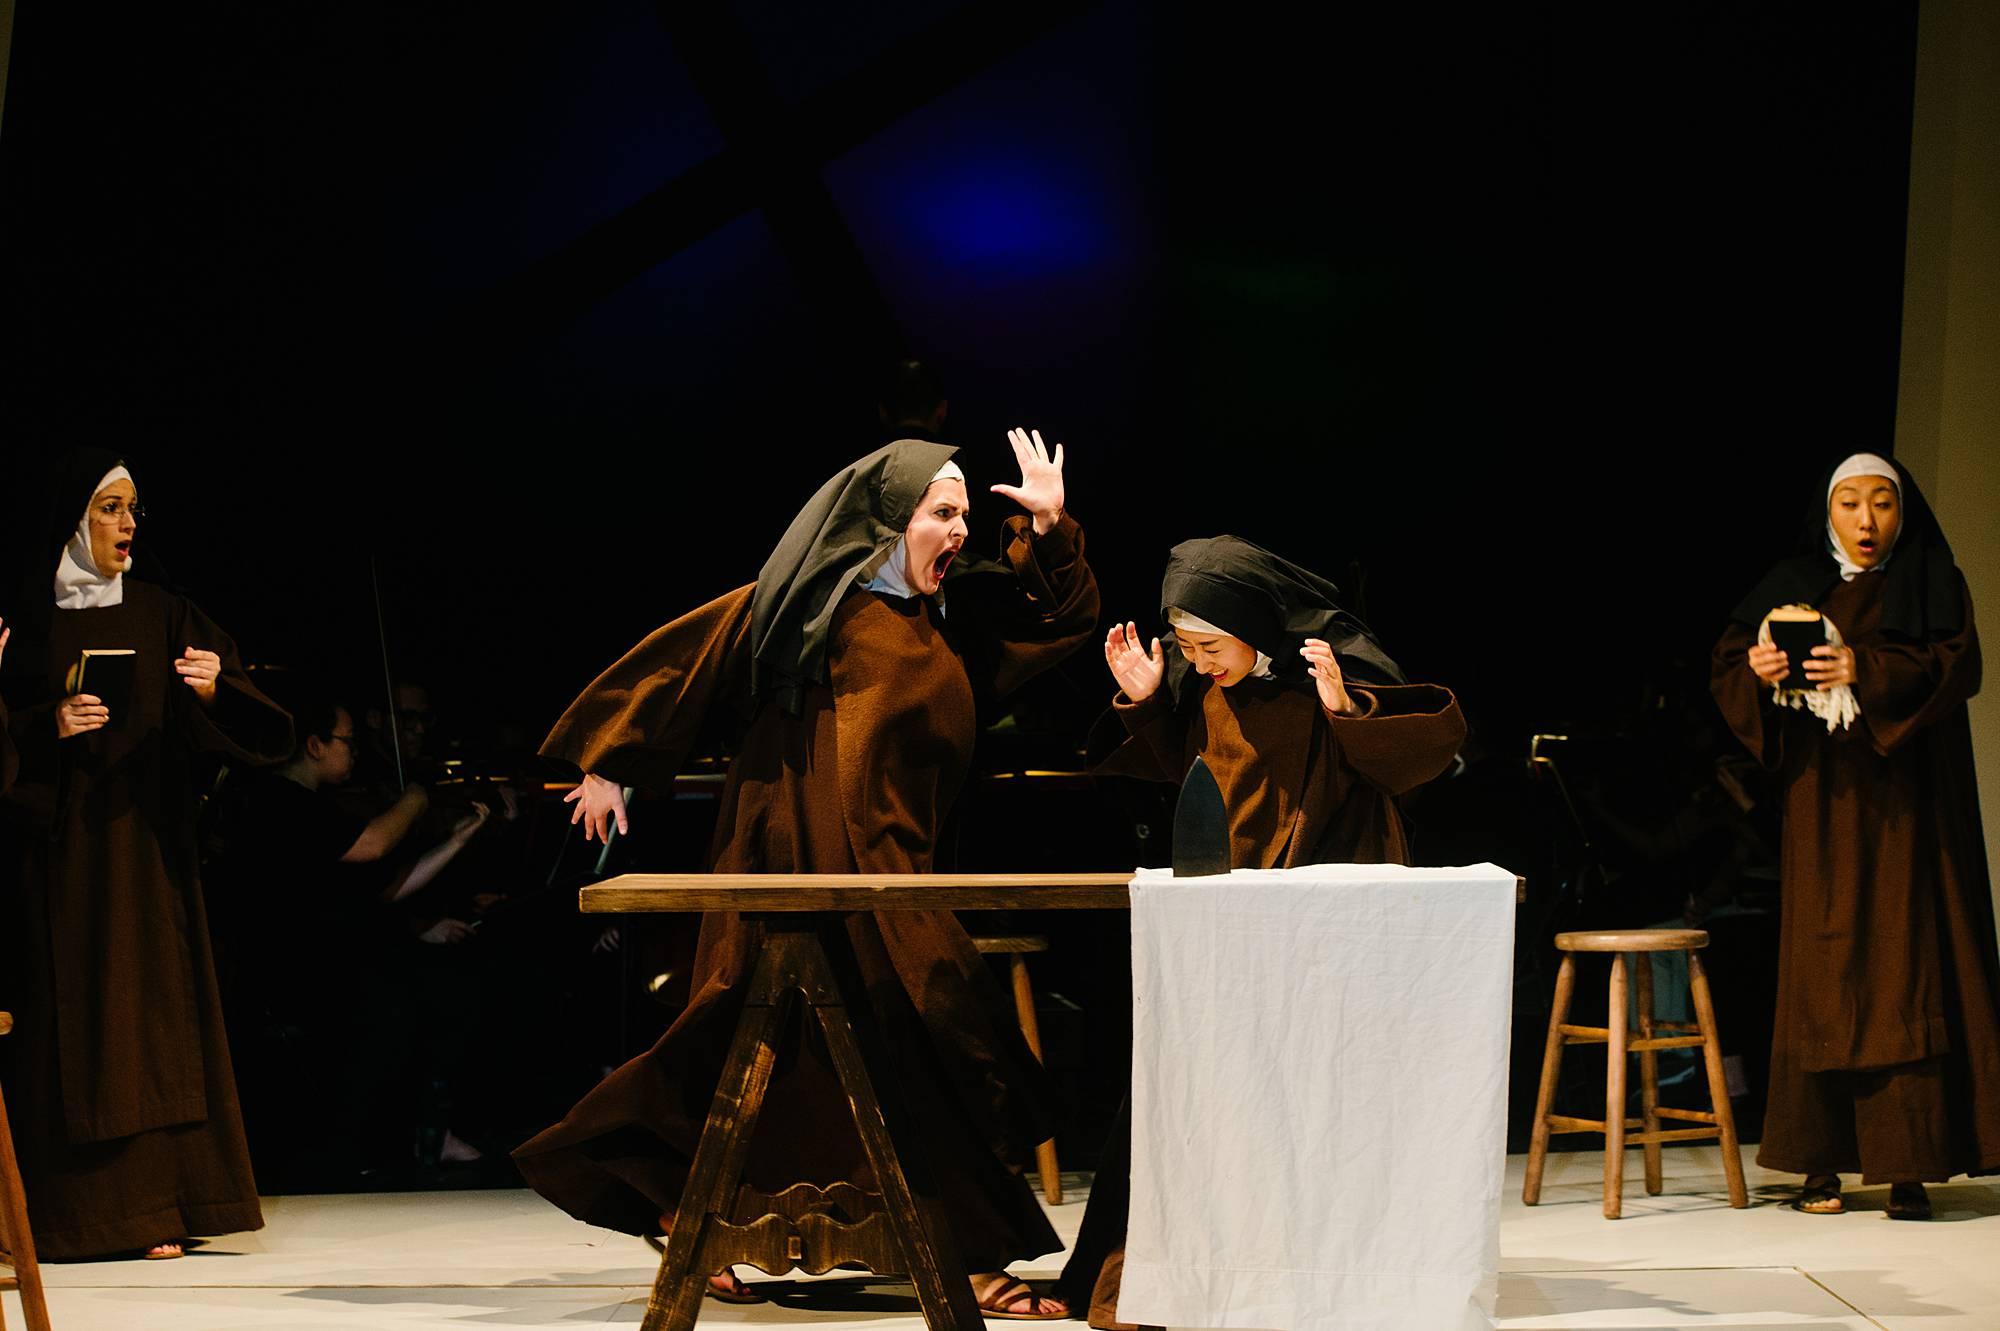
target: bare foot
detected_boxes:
[144,1242,185,1260]
[972,1271,1068,1319]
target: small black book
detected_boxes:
[1766,611,1822,691]
[69,649,137,726]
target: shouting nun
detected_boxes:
[516,430,1097,1317]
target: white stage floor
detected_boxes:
[10,1149,1999,1329]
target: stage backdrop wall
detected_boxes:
[1896,0,2000,943]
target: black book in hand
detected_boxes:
[1766,609,1822,691]
[67,649,137,727]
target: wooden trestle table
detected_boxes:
[580,870,1523,1331]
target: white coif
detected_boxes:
[1122,863,1518,1331]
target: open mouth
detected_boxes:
[932,549,956,582]
[114,541,132,559]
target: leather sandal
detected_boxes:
[1886,1182,1932,1221]
[645,1223,768,1303]
[975,1274,1069,1321]
[1794,1174,1843,1214]
[703,1269,766,1304]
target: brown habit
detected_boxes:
[0,583,291,1258]
[514,514,1097,1269]
[1063,673,1466,1327]
[0,696,15,796]
[1713,572,2000,1183]
[1107,676,1466,868]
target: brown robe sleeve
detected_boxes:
[169,597,293,765]
[1327,682,1466,795]
[1,695,15,795]
[1711,621,1783,769]
[1848,580,1981,756]
[2,694,63,815]
[540,584,756,790]
[1102,686,1193,783]
[962,512,1101,702]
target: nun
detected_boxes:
[0,452,292,1260]
[1712,452,2000,1219]
[515,430,1096,1317]
[1062,535,1466,1328]
[1098,535,1465,867]
[1,617,14,794]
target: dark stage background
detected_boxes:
[0,2,1923,1172]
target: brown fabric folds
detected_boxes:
[1106,678,1464,868]
[1,583,289,1258]
[1064,669,1464,1317]
[1712,571,2000,1180]
[518,515,1098,1270]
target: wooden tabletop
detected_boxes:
[582,872,1136,913]
[581,871,1526,913]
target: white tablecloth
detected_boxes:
[1120,863,1517,1331]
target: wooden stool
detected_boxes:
[971,935,1064,1205]
[1522,930,1748,1219]
[0,1014,54,1331]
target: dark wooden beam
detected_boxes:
[457,0,1101,348]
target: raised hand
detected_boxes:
[1105,621,1165,702]
[176,646,222,705]
[564,772,630,843]
[1300,638,1356,716]
[989,427,1066,535]
[1747,642,1790,685]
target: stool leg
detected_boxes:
[1687,951,1748,1209]
[0,1082,53,1331]
[1523,954,1576,1205]
[1008,954,1064,1205]
[1634,952,1663,1196]
[1603,954,1629,1219]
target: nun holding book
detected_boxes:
[0,451,291,1260]
[1712,451,2000,1220]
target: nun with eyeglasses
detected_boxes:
[0,451,292,1260]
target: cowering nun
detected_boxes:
[1065,536,1466,1329]
[0,450,291,1260]
[517,434,1097,1313]
[1098,535,1461,870]
[1712,452,2000,1215]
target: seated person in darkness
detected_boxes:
[219,690,490,1174]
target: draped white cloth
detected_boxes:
[1121,863,1518,1331]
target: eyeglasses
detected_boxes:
[327,732,357,748]
[91,501,145,523]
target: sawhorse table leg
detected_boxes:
[640,918,984,1331]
